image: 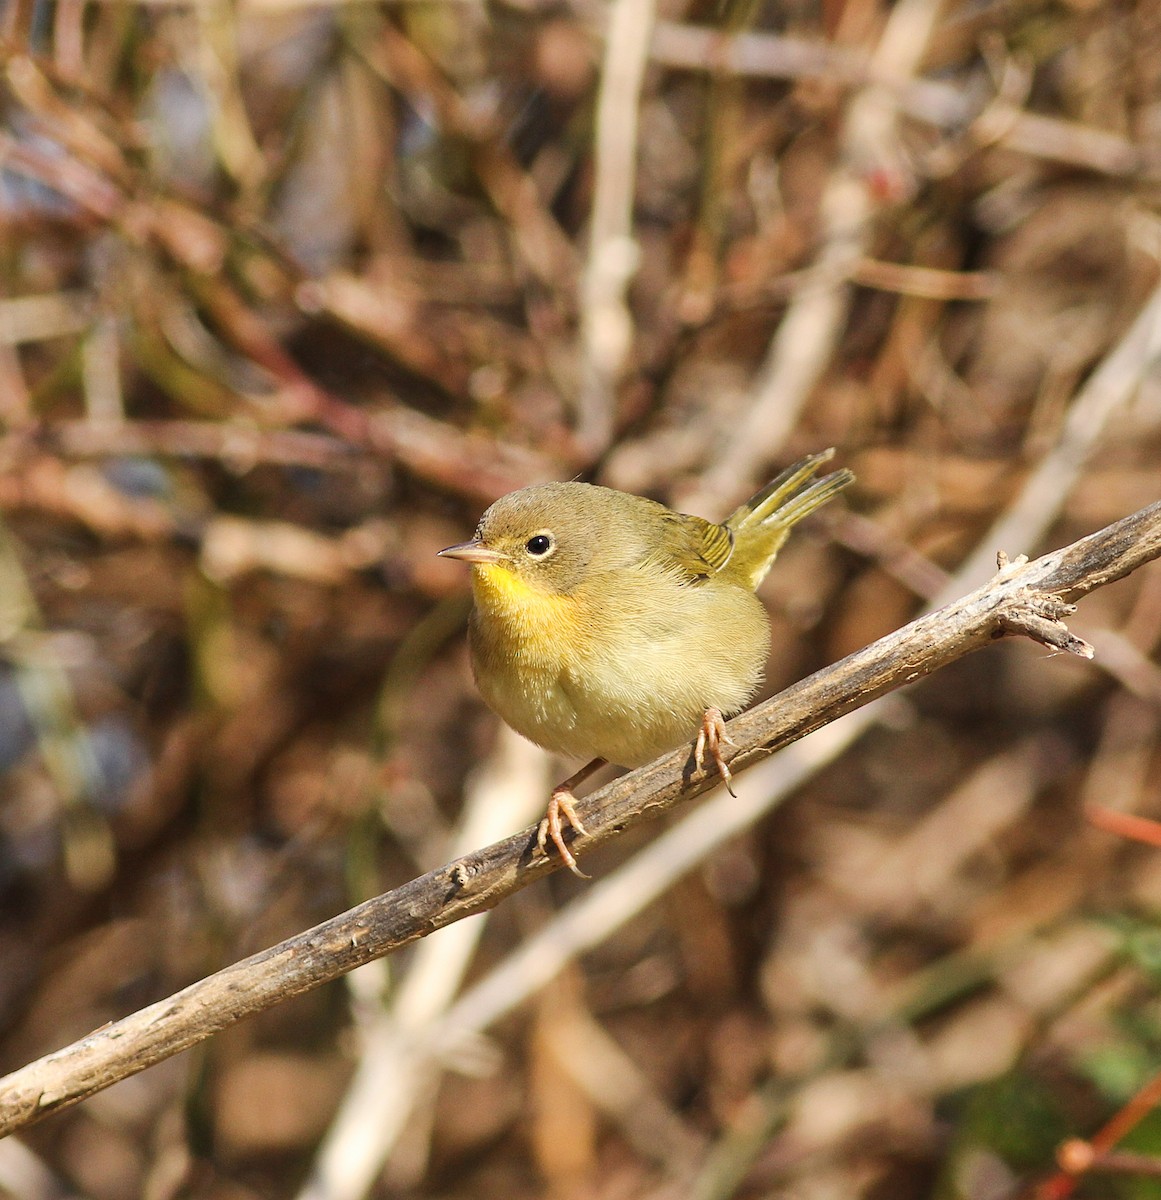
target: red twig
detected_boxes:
[1085,804,1161,849]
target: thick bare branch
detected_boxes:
[0,500,1159,1138]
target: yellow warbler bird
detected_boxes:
[439,450,853,876]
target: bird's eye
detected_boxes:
[525,533,554,557]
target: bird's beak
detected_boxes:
[438,540,506,565]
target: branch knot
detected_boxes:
[997,593,1093,658]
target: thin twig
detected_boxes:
[1041,1067,1161,1197]
[649,20,971,127]
[650,22,1154,176]
[576,0,656,454]
[948,279,1161,595]
[0,499,1159,1138]
[298,729,551,1200]
[683,0,944,513]
[47,418,355,470]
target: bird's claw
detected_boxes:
[537,788,591,879]
[694,707,737,796]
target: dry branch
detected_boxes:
[1,500,1160,1138]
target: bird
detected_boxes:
[439,449,854,876]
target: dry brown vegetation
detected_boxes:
[1,0,1161,1196]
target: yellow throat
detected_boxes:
[470,562,579,669]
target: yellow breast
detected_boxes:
[465,559,769,766]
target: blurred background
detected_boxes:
[0,0,1160,1195]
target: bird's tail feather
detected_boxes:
[725,450,854,590]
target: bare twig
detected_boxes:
[683,0,943,513]
[298,729,551,1200]
[650,23,1154,176]
[576,0,656,454]
[0,500,1158,1137]
[1042,1066,1161,1197]
[649,20,971,127]
[357,25,577,295]
[949,279,1161,594]
[849,258,998,301]
[47,419,355,471]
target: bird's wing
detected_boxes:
[650,511,735,582]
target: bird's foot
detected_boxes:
[537,787,591,879]
[694,707,738,796]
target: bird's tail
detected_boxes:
[724,449,854,590]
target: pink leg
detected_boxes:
[537,757,605,878]
[694,707,738,796]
